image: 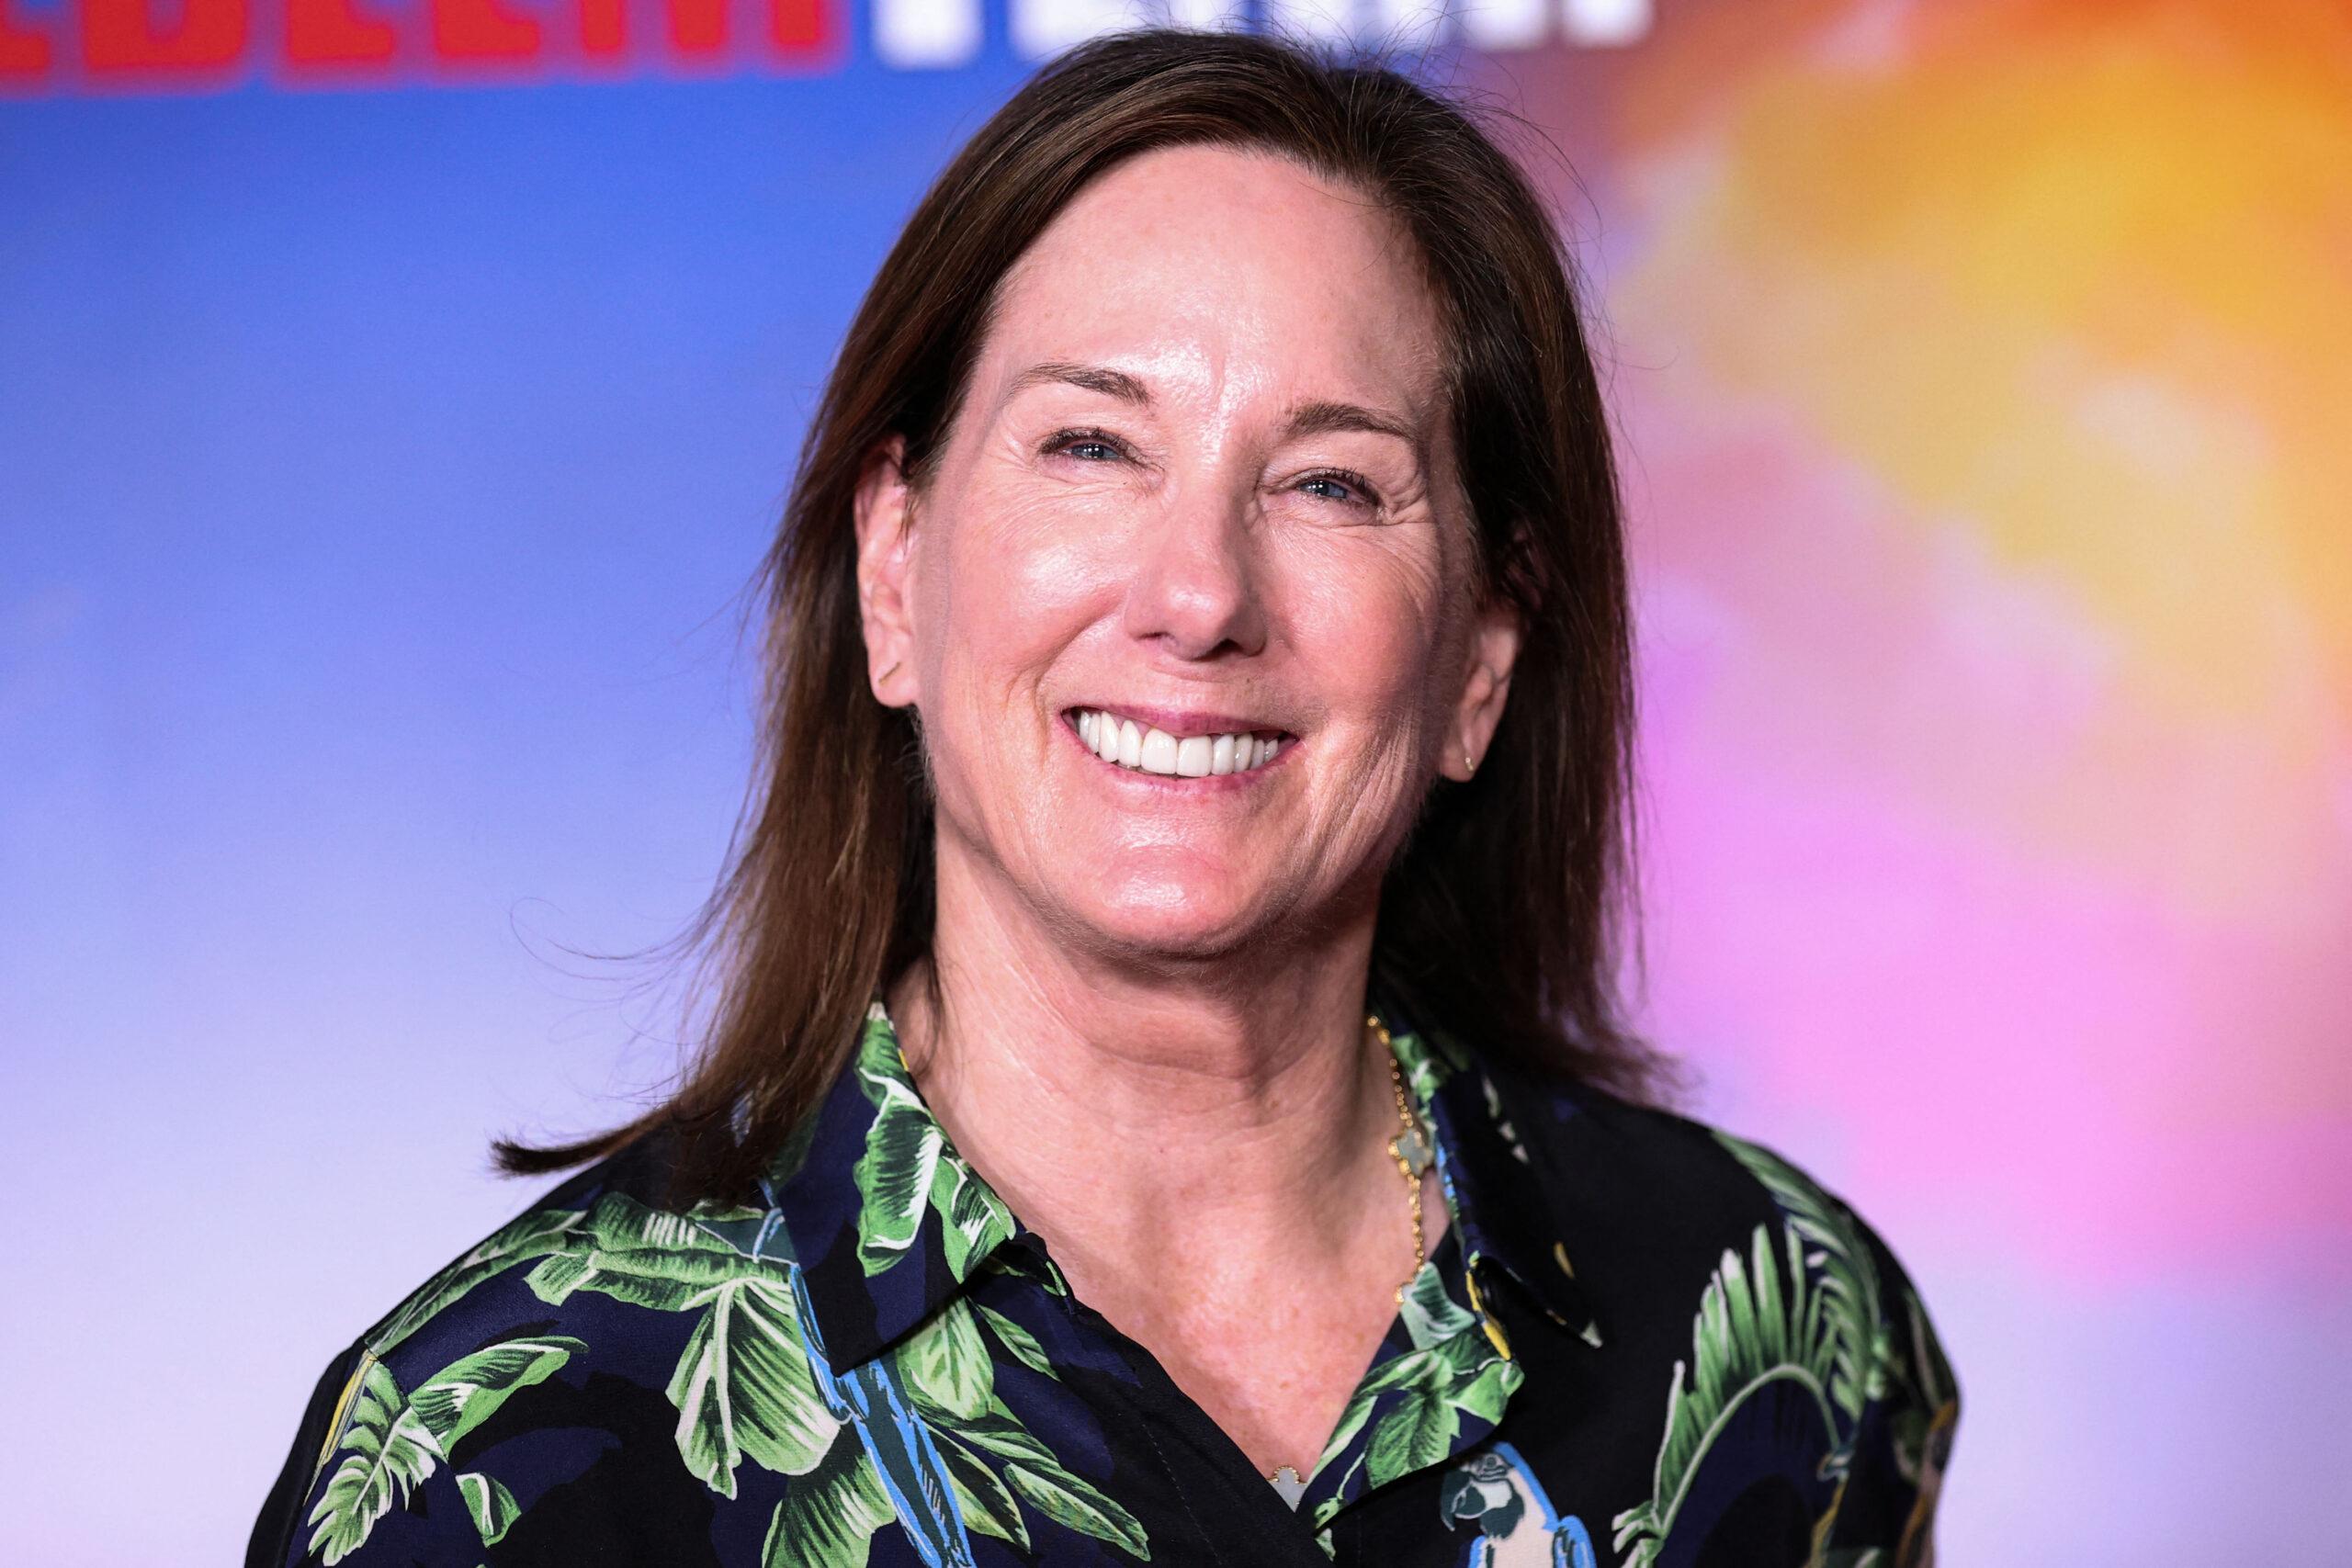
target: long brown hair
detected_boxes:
[499,25,1672,1203]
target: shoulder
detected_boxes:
[356,1132,679,1371]
[1507,1063,1962,1549]
[1490,1049,1922,1289]
[1477,1043,1961,1386]
[1471,1056,1962,1559]
[249,1132,732,1568]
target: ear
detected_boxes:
[854,434,921,709]
[1441,592,1521,783]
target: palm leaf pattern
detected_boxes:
[1610,1223,1836,1566]
[1309,1258,1521,1527]
[455,1471,521,1545]
[838,1005,1150,1562]
[1715,1132,1890,1426]
[1610,1132,1894,1567]
[274,994,1950,1565]
[765,1427,899,1568]
[304,1359,435,1566]
[305,1003,1150,1565]
[306,1337,582,1564]
[370,1206,585,1358]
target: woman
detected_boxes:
[250,27,1959,1568]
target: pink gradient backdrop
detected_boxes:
[1496,1,2352,1554]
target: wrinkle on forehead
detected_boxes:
[978,143,1453,449]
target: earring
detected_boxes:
[877,660,902,688]
[1464,744,1476,776]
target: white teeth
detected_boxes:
[1072,711,1286,779]
[1139,728,1178,774]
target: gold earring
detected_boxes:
[1464,744,1476,776]
[878,660,902,686]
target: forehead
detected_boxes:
[982,143,1451,416]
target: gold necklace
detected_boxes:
[1267,1012,1431,1506]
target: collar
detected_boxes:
[757,1003,1021,1373]
[761,994,1600,1375]
[1371,985,1601,1351]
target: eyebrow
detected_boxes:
[1007,360,1150,404]
[1005,360,1426,454]
[1281,398,1421,450]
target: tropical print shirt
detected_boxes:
[249,994,1961,1568]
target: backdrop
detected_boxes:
[5,1,2346,1562]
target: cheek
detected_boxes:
[1278,532,1459,740]
[918,491,1113,726]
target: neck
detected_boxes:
[890,844,1408,1304]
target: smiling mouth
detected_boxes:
[1069,708,1293,779]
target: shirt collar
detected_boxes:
[757,1003,1022,1373]
[759,994,1600,1376]
[1372,985,1602,1350]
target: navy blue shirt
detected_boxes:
[249,997,1959,1566]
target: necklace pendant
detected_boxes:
[1268,1464,1308,1508]
[1392,1123,1432,1177]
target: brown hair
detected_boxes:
[500,25,1671,1202]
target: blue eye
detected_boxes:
[1301,468,1378,507]
[1048,427,1127,462]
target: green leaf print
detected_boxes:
[308,1337,581,1565]
[895,1297,993,1421]
[1384,1019,1465,1107]
[668,1276,842,1495]
[526,1193,777,1313]
[1312,1346,1442,1479]
[1890,1283,1959,1486]
[307,1359,439,1566]
[1365,1385,1459,1488]
[1313,1252,1520,1504]
[853,1064,946,1274]
[409,1336,583,1453]
[955,1397,1062,1471]
[1399,1260,1476,1348]
[455,1472,520,1546]
[1611,1224,1841,1568]
[933,1158,1014,1278]
[511,1192,847,1500]
[1002,1461,1151,1562]
[769,1008,1157,1562]
[920,1395,1148,1556]
[973,1303,1057,1381]
[373,1207,586,1358]
[936,1433,1030,1551]
[1715,1132,1888,1422]
[1451,1359,1517,1425]
[764,1428,899,1568]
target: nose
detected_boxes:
[1120,481,1268,661]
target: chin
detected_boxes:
[1057,870,1279,966]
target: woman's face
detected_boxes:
[856,142,1519,965]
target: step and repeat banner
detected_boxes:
[0,0,1638,84]
[5,1,2345,1562]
